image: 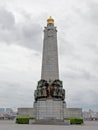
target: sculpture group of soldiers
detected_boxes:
[34,80,65,101]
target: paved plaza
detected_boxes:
[0,120,98,130]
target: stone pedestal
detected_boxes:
[34,99,64,120]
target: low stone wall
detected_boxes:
[17,107,83,119]
[18,108,35,117]
[64,108,83,118]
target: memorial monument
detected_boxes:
[18,17,83,124]
[34,16,66,121]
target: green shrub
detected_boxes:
[64,118,83,124]
[16,117,35,124]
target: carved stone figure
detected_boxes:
[53,86,57,97]
[34,90,37,101]
[38,88,41,98]
[58,87,62,97]
[62,89,65,100]
[47,85,51,97]
[34,79,65,101]
[42,86,47,97]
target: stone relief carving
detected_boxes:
[34,79,65,101]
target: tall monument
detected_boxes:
[34,17,66,121]
[41,16,59,81]
[17,17,82,122]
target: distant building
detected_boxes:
[6,108,13,114]
[83,109,98,120]
[0,108,5,113]
[0,108,17,120]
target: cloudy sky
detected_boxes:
[0,0,98,111]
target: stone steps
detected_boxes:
[30,119,70,125]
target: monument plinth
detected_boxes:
[34,17,66,121]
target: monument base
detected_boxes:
[29,119,70,125]
[34,99,65,120]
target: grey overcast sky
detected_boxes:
[0,0,98,111]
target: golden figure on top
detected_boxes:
[47,16,54,24]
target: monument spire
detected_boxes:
[41,16,59,81]
[34,17,65,121]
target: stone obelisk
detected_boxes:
[34,17,65,121]
[41,16,59,81]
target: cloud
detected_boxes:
[0,80,34,108]
[0,43,41,108]
[87,2,98,25]
[0,7,15,29]
[0,7,42,51]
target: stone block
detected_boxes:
[29,119,36,124]
[34,99,64,120]
[64,120,70,125]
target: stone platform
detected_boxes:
[30,119,70,125]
